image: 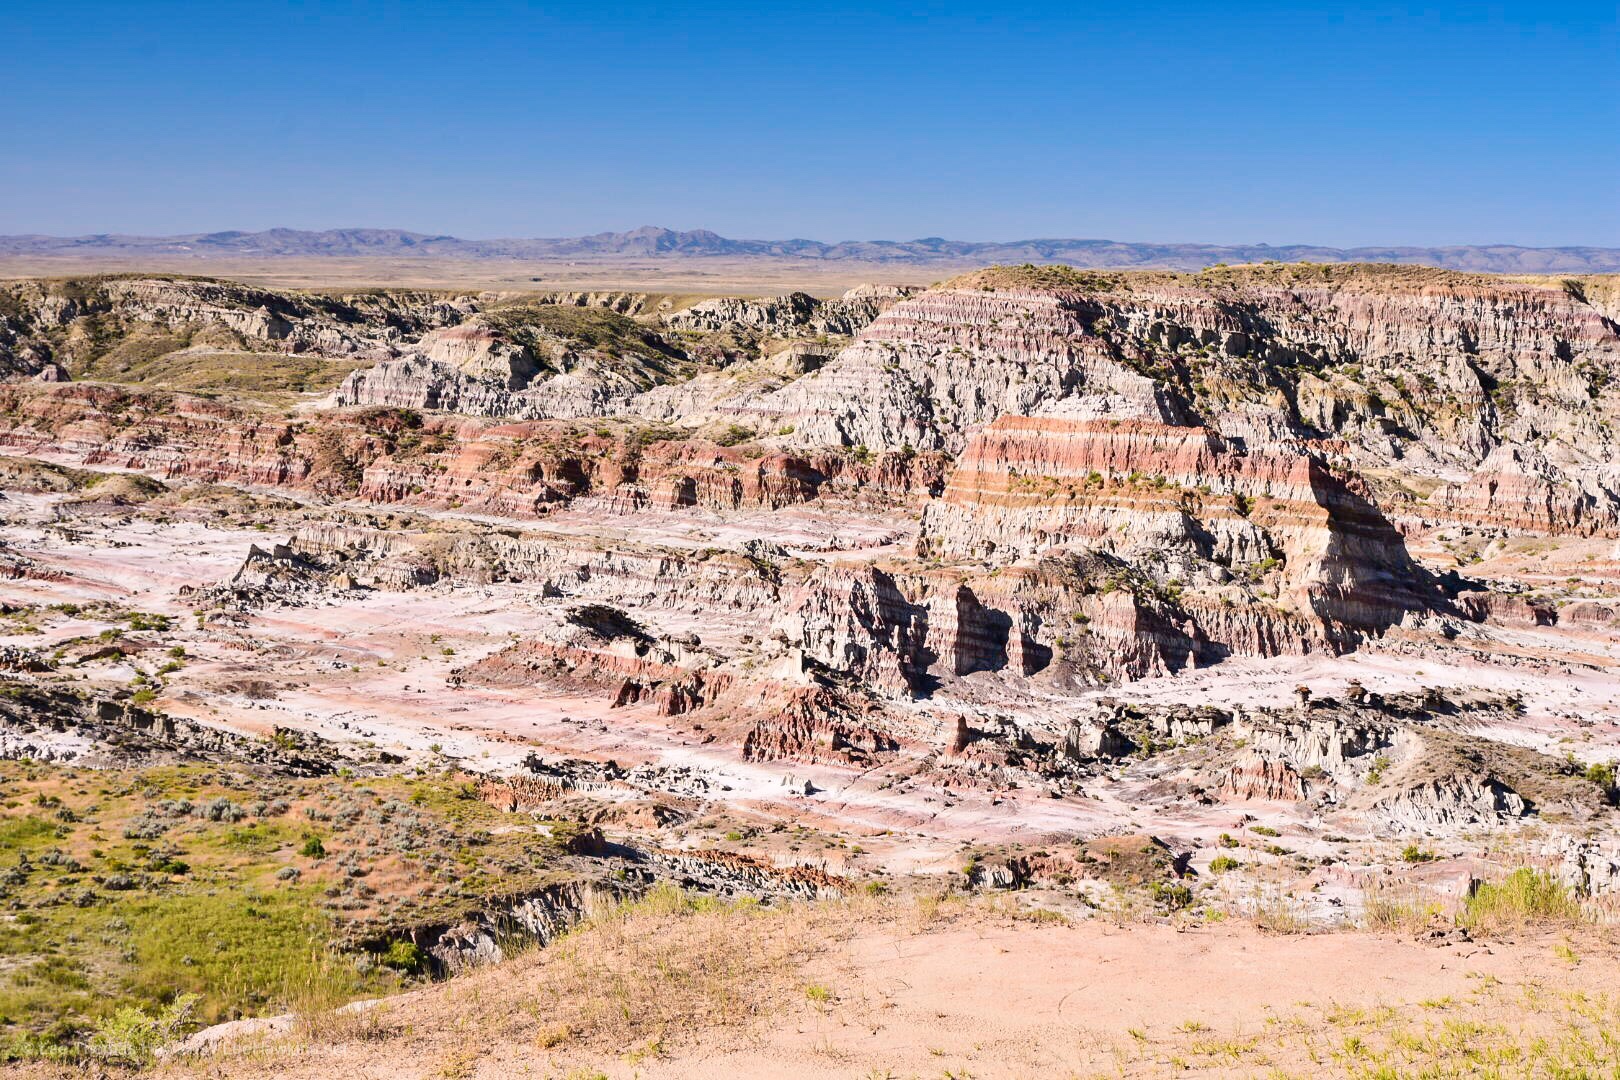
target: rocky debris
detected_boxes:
[1149,706,1232,740]
[1063,718,1135,760]
[414,880,618,974]
[1373,774,1528,829]
[0,645,51,672]
[1235,709,1399,782]
[187,539,364,610]
[660,285,917,337]
[1552,835,1620,897]
[645,847,849,899]
[0,678,347,773]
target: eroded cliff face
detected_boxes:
[0,383,944,516]
[921,416,1425,630]
[755,266,1620,532]
[1,263,1617,768]
[761,286,1183,451]
[327,284,916,423]
[0,276,474,378]
[11,268,1617,542]
[658,285,918,336]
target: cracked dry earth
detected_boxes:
[3,262,1620,1075]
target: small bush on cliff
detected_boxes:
[1584,761,1618,804]
[712,423,754,446]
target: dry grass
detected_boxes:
[180,886,878,1076]
[1146,979,1620,1077]
[25,885,1594,1079]
[1362,867,1594,938]
[1361,880,1453,934]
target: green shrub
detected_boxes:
[1585,761,1618,803]
[84,993,199,1064]
[380,940,426,975]
[1149,881,1193,910]
[300,835,326,859]
[125,612,171,632]
[1461,869,1581,932]
[713,424,755,447]
[1209,856,1240,874]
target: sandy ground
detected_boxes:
[132,910,1620,1079]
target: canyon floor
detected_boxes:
[2,262,1620,1074]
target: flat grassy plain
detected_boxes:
[0,255,927,296]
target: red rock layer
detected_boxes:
[0,383,944,517]
[458,635,895,765]
[1430,447,1620,537]
[925,415,1418,620]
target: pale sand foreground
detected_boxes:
[118,900,1620,1079]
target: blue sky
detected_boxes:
[3,1,1616,246]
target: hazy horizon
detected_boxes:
[6,224,1620,254]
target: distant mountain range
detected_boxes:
[2,225,1617,273]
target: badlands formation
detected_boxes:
[4,262,1620,1070]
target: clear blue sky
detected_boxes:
[3,1,1616,246]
